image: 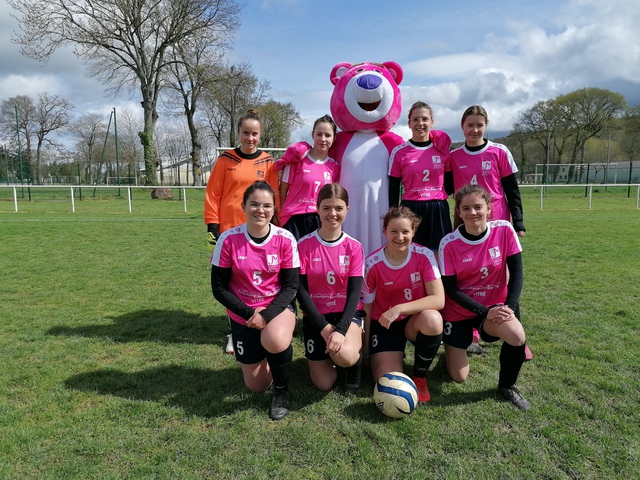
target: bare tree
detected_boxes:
[166,32,225,185]
[205,62,270,148]
[9,0,241,185]
[155,120,191,185]
[30,93,73,183]
[115,107,144,183]
[69,112,107,183]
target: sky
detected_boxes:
[1,0,639,144]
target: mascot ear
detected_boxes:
[330,62,352,86]
[381,61,404,85]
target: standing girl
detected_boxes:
[204,109,280,356]
[297,184,364,391]
[211,181,299,420]
[362,207,444,403]
[448,105,526,236]
[438,185,531,410]
[275,115,340,240]
[389,101,452,253]
[204,109,280,244]
[448,105,529,357]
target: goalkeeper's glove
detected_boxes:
[206,223,220,253]
[207,232,217,253]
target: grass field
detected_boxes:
[1,194,639,479]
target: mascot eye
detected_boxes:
[355,68,365,73]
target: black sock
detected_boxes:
[413,332,443,378]
[266,345,293,391]
[498,342,526,389]
[345,353,362,379]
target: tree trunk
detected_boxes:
[139,101,159,186]
[186,114,202,186]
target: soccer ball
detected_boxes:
[373,372,418,419]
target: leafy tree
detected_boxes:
[258,100,304,148]
[515,88,627,183]
[620,105,640,161]
[559,87,627,165]
[9,0,241,185]
[0,95,35,182]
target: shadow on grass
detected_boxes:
[47,309,227,345]
[64,358,331,419]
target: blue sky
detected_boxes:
[1,0,639,143]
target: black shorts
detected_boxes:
[369,317,411,356]
[442,316,500,349]
[303,310,364,361]
[401,199,452,251]
[229,305,295,364]
[282,213,321,241]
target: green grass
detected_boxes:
[1,197,639,479]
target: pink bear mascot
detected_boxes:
[329,61,405,256]
[329,61,451,256]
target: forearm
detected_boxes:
[505,253,523,309]
[502,174,525,232]
[389,176,401,208]
[335,276,363,335]
[441,275,490,317]
[211,266,254,320]
[297,275,328,332]
[261,267,300,322]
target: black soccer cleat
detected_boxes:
[269,389,290,420]
[497,386,531,410]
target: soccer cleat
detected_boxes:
[411,376,431,403]
[269,389,290,420]
[225,334,234,355]
[497,386,531,410]
[343,364,361,392]
[467,342,484,355]
[524,345,533,361]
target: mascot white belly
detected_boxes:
[340,132,390,256]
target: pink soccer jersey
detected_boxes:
[211,224,300,325]
[362,243,441,322]
[388,141,449,201]
[297,231,364,314]
[280,152,340,225]
[438,220,522,321]
[448,141,518,221]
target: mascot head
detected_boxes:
[329,61,403,133]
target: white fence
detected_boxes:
[1,183,639,213]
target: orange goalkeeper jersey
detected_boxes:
[204,148,279,233]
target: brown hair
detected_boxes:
[242,180,280,226]
[408,101,434,120]
[460,105,489,126]
[382,206,421,231]
[453,185,492,229]
[312,115,337,137]
[316,183,349,208]
[237,108,261,133]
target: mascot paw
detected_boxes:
[429,129,452,154]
